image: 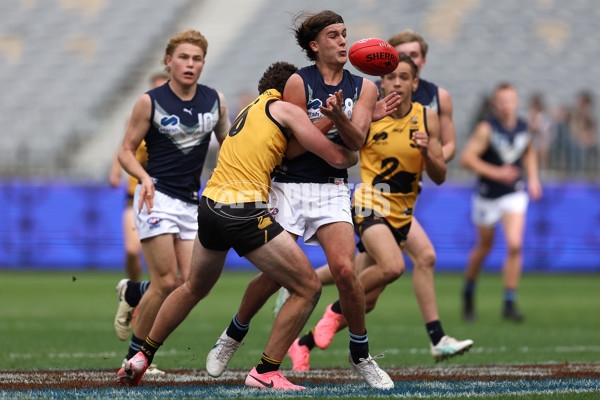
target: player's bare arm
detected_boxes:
[460,121,520,185]
[438,87,457,162]
[283,73,335,159]
[213,91,231,144]
[523,143,543,200]
[273,100,357,169]
[108,153,123,187]
[118,93,154,212]
[414,108,446,185]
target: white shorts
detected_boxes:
[133,185,198,241]
[472,191,529,227]
[269,182,352,246]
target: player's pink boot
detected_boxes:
[313,304,344,349]
[245,367,305,390]
[117,352,148,386]
[287,338,310,371]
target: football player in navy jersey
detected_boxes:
[109,72,169,285]
[460,83,542,322]
[205,10,395,390]
[115,29,230,375]
[110,73,169,345]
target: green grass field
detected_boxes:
[1,270,599,399]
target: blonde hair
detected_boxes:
[388,30,429,58]
[162,29,208,72]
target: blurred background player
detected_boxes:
[110,72,169,341]
[284,29,472,362]
[115,29,231,374]
[460,82,542,322]
[117,61,358,390]
[204,10,395,390]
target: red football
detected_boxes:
[348,38,399,76]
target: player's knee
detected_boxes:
[507,242,522,256]
[413,249,436,271]
[302,273,322,296]
[477,239,493,254]
[331,264,358,291]
[155,274,181,296]
[381,261,405,283]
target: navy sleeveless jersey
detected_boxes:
[478,117,530,199]
[412,78,439,114]
[375,77,439,114]
[273,65,363,184]
[144,82,220,204]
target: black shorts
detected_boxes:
[353,208,411,253]
[197,196,284,257]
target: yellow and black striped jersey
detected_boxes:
[353,102,427,229]
[203,89,288,204]
[127,140,148,197]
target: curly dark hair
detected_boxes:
[258,61,298,94]
[293,10,344,62]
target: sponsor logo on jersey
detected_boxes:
[159,115,180,134]
[373,131,388,142]
[307,98,323,121]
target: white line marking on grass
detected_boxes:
[384,345,600,356]
[7,345,600,362]
[1,379,599,399]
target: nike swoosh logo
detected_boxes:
[249,374,274,388]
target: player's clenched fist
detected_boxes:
[411,130,429,152]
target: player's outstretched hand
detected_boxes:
[319,90,345,123]
[373,92,400,121]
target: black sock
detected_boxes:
[126,335,145,360]
[140,337,162,364]
[349,331,369,364]
[298,329,316,350]
[331,300,342,314]
[125,281,150,307]
[504,289,517,310]
[463,280,475,298]
[255,353,281,374]
[504,299,516,310]
[225,313,250,342]
[426,320,445,345]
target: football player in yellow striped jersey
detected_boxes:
[350,53,446,316]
